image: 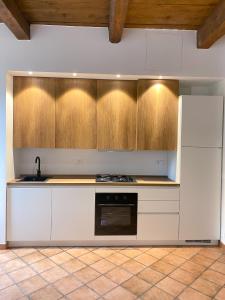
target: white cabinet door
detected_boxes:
[180,147,221,240]
[52,187,95,240]
[138,214,179,240]
[7,188,51,241]
[181,96,223,147]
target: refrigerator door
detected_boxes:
[179,147,221,240]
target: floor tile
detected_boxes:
[106,267,132,284]
[12,248,36,257]
[191,277,221,297]
[61,258,86,273]
[0,274,13,290]
[134,253,158,266]
[218,255,225,263]
[156,276,186,297]
[22,252,45,264]
[178,287,211,300]
[151,260,176,275]
[0,258,26,273]
[30,285,62,300]
[0,251,17,263]
[53,274,83,295]
[161,254,186,267]
[142,286,173,300]
[39,247,62,257]
[201,269,225,286]
[180,260,206,275]
[87,275,117,295]
[146,248,169,259]
[122,275,151,296]
[198,247,223,260]
[173,248,200,259]
[9,266,36,283]
[104,286,136,300]
[50,252,73,265]
[78,252,101,264]
[74,266,100,283]
[67,285,98,300]
[215,287,225,300]
[41,265,68,283]
[92,248,115,258]
[0,284,24,300]
[107,252,130,265]
[17,275,47,295]
[210,261,225,275]
[31,258,56,273]
[169,268,199,285]
[119,248,143,258]
[122,259,145,274]
[66,248,90,257]
[190,254,214,267]
[138,267,165,284]
[91,259,115,274]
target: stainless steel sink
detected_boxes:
[20,175,49,182]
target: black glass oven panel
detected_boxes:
[95,193,137,236]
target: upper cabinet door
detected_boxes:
[97,80,137,150]
[13,77,55,148]
[55,79,97,149]
[137,80,179,151]
[181,96,223,148]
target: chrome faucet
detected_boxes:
[35,156,41,177]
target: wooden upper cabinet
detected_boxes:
[97,80,137,150]
[137,80,179,151]
[55,79,97,149]
[13,77,55,148]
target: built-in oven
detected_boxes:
[95,193,137,236]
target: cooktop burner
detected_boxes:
[96,174,135,183]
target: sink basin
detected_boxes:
[20,175,49,182]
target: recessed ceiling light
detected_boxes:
[28,71,33,75]
[73,73,77,76]
[116,74,121,78]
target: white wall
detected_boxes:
[2,24,225,243]
[13,149,168,177]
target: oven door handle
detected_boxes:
[97,203,135,207]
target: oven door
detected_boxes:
[95,193,137,236]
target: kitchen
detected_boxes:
[1,0,225,299]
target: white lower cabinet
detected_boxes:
[51,187,95,241]
[179,147,221,240]
[137,214,179,240]
[7,188,51,241]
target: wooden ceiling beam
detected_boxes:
[197,0,225,49]
[0,0,30,39]
[109,0,129,43]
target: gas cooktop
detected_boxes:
[96,174,135,183]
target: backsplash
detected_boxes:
[14,149,168,177]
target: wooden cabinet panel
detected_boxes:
[97,80,137,150]
[13,77,55,148]
[55,79,97,148]
[137,80,179,150]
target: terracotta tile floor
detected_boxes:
[0,246,225,299]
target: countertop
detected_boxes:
[7,175,180,187]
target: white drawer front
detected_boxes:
[138,187,180,201]
[138,201,179,213]
[138,214,179,240]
